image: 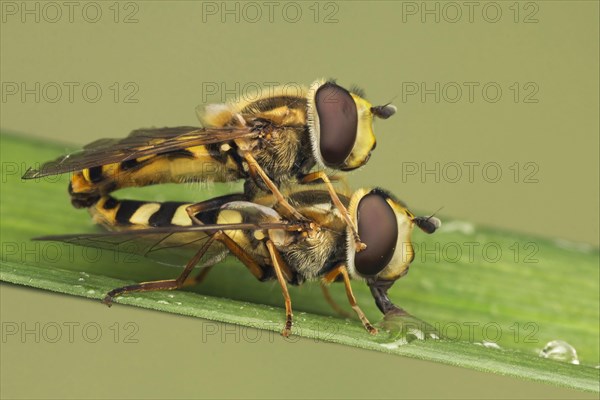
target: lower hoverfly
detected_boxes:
[23,79,397,251]
[36,188,440,336]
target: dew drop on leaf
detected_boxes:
[475,341,502,349]
[539,340,579,365]
[374,313,439,349]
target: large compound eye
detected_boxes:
[315,83,358,167]
[354,193,398,276]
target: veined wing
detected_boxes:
[35,222,297,268]
[23,126,258,179]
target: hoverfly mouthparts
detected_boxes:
[370,104,397,120]
[367,278,408,315]
[413,215,442,234]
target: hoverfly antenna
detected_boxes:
[371,92,400,119]
[427,206,444,221]
[371,103,397,119]
[413,207,443,234]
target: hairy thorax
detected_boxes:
[281,228,342,282]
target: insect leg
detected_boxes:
[242,151,308,223]
[185,202,266,281]
[320,283,353,319]
[322,264,377,335]
[102,235,216,305]
[213,231,265,280]
[265,239,294,337]
[183,264,214,286]
[300,171,366,252]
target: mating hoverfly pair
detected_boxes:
[24,79,440,336]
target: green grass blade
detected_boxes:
[1,132,599,393]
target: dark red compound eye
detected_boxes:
[354,193,398,276]
[315,83,358,167]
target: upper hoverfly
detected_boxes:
[22,79,397,251]
[36,187,440,337]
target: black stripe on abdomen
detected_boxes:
[120,159,139,171]
[148,201,187,227]
[102,197,119,210]
[115,200,147,225]
[88,166,103,183]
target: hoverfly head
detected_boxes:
[307,80,396,172]
[345,188,440,314]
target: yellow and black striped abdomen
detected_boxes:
[91,196,194,230]
[70,144,244,208]
[89,196,270,270]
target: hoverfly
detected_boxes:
[36,188,440,337]
[23,79,397,251]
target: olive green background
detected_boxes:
[1,1,598,399]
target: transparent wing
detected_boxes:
[23,126,258,178]
[35,222,294,268]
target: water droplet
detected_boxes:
[374,313,439,348]
[78,277,85,282]
[539,340,579,365]
[167,294,175,298]
[476,341,502,349]
[175,302,182,306]
[79,272,90,278]
[553,239,594,253]
[439,220,475,235]
[380,337,408,349]
[157,300,169,305]
[86,290,95,295]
